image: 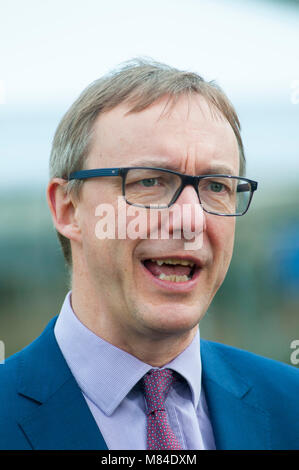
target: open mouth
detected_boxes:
[141,258,200,283]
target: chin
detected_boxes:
[138,304,203,337]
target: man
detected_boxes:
[0,59,298,450]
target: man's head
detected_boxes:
[49,58,245,269]
[47,58,247,358]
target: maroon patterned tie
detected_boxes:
[142,368,183,450]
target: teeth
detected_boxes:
[151,258,195,267]
[158,273,191,282]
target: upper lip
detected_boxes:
[141,255,203,269]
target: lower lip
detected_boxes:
[140,262,201,293]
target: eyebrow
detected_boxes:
[127,159,236,176]
[199,164,236,175]
[128,159,181,171]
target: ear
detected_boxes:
[46,178,82,243]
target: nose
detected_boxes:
[167,185,207,248]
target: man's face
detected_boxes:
[73,94,239,348]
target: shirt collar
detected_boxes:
[54,291,202,416]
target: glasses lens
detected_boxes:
[124,169,181,207]
[198,177,252,215]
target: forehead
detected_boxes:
[88,94,239,174]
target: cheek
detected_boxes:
[208,216,236,272]
[81,213,136,284]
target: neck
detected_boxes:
[70,256,199,366]
[70,286,198,367]
[111,327,198,367]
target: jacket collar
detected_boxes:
[17,317,108,450]
[201,339,271,450]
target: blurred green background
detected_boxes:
[0,0,298,366]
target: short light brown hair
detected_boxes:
[49,57,246,269]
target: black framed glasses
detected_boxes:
[68,167,258,216]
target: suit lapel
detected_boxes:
[201,340,271,450]
[17,317,272,450]
[19,376,108,450]
[17,317,108,450]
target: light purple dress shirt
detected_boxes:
[54,291,216,450]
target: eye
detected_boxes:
[209,182,225,193]
[139,178,159,187]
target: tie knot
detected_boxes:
[142,368,175,415]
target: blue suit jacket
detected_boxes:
[0,316,298,450]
